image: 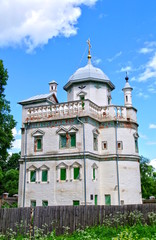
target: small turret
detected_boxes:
[122,73,133,107]
[49,80,58,97]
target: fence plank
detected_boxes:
[0,204,156,236]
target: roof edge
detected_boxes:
[63,78,115,91]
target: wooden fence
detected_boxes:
[0,204,156,236]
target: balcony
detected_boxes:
[24,100,137,123]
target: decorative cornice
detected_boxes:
[20,152,140,163]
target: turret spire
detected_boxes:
[125,72,129,82]
[87,38,91,61]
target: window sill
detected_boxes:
[73,179,82,181]
[59,147,76,150]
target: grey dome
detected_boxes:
[64,60,115,91]
[69,61,110,81]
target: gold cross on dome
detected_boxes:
[87,38,91,56]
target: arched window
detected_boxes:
[126,95,128,102]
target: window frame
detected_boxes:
[135,138,139,153]
[34,136,43,152]
[73,200,80,206]
[59,133,76,149]
[94,195,98,206]
[93,134,98,151]
[42,200,48,207]
[31,200,36,207]
[90,194,93,200]
[117,141,123,150]
[93,168,96,180]
[105,194,111,205]
[74,167,80,180]
[102,141,107,150]
[42,169,48,182]
[30,170,36,183]
[60,168,66,181]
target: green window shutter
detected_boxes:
[60,168,66,180]
[71,134,76,147]
[30,171,36,182]
[42,201,48,207]
[37,138,42,150]
[105,195,111,205]
[74,167,80,179]
[73,200,79,206]
[42,170,48,182]
[95,195,98,205]
[93,168,95,180]
[60,135,66,148]
[31,200,36,207]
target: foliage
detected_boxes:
[3,169,19,195]
[1,202,18,209]
[6,152,20,171]
[0,60,16,168]
[0,152,20,196]
[140,156,156,199]
[0,169,19,196]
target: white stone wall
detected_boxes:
[22,123,139,159]
[18,158,142,207]
[67,82,110,106]
[99,160,142,205]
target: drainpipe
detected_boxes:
[77,116,87,207]
[23,122,29,207]
[115,119,120,205]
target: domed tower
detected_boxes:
[122,73,133,107]
[64,39,115,106]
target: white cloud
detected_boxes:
[131,76,136,81]
[98,13,108,19]
[0,0,98,52]
[138,47,154,54]
[149,159,156,170]
[119,66,132,72]
[136,92,149,99]
[12,127,21,137]
[139,133,148,140]
[12,139,21,150]
[148,86,156,93]
[108,51,122,62]
[138,53,156,82]
[149,124,156,129]
[145,41,156,47]
[93,58,102,65]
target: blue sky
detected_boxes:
[0,0,156,167]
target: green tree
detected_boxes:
[0,60,16,169]
[0,167,4,194]
[3,169,19,196]
[6,152,20,171]
[140,156,156,199]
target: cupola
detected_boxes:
[122,73,133,107]
[63,39,115,106]
[49,80,58,97]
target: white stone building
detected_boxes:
[18,44,142,207]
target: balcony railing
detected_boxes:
[24,100,137,123]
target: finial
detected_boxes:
[87,38,91,60]
[125,72,129,82]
